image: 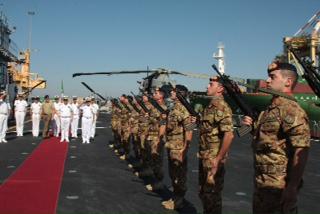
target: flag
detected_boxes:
[61,80,64,95]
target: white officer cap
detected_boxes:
[63,96,69,100]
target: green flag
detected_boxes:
[61,80,64,94]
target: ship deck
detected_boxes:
[0,112,318,214]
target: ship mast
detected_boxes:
[213,43,225,74]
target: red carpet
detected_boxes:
[0,137,68,214]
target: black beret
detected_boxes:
[268,62,297,73]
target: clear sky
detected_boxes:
[3,0,319,97]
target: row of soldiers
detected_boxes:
[110,61,310,214]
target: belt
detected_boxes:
[83,116,92,119]
[61,116,71,118]
[0,113,7,115]
[16,111,25,112]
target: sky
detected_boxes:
[2,0,319,97]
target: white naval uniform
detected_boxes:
[53,102,61,137]
[90,103,99,138]
[70,103,79,138]
[30,102,42,137]
[59,103,73,142]
[81,105,94,144]
[0,100,10,142]
[14,99,28,136]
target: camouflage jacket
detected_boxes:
[129,104,140,135]
[199,96,233,159]
[166,101,195,150]
[147,102,167,139]
[253,96,310,189]
[111,107,121,130]
[138,102,152,135]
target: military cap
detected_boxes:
[85,97,91,102]
[54,95,59,100]
[267,61,297,73]
[209,76,222,83]
[0,90,6,96]
[91,96,95,101]
[63,96,69,100]
[35,96,40,100]
[72,96,77,100]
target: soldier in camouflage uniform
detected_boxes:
[119,95,132,160]
[110,102,121,150]
[199,76,234,214]
[145,87,167,191]
[135,93,152,177]
[243,62,310,214]
[127,96,141,168]
[161,85,196,210]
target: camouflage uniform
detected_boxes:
[138,103,152,171]
[120,105,131,156]
[111,106,121,149]
[146,103,167,186]
[165,101,195,205]
[129,106,141,160]
[252,96,310,214]
[199,97,233,214]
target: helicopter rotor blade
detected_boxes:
[73,70,157,78]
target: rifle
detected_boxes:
[111,98,123,110]
[127,96,141,113]
[121,101,132,113]
[130,91,150,113]
[21,80,46,97]
[81,82,106,101]
[211,64,259,137]
[147,95,167,114]
[168,83,200,119]
[288,48,320,98]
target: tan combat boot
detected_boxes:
[145,184,153,191]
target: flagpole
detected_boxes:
[61,80,64,97]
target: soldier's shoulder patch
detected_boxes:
[216,109,224,117]
[284,114,295,124]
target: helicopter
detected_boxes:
[73,68,210,95]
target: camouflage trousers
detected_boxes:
[168,149,188,200]
[139,134,149,170]
[112,128,121,148]
[121,133,131,156]
[146,139,164,182]
[199,160,225,214]
[253,188,297,214]
[131,133,141,160]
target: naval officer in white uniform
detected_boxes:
[14,92,28,136]
[59,96,73,142]
[0,90,11,143]
[53,96,61,137]
[30,96,42,137]
[70,96,80,138]
[81,97,95,144]
[90,97,99,139]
